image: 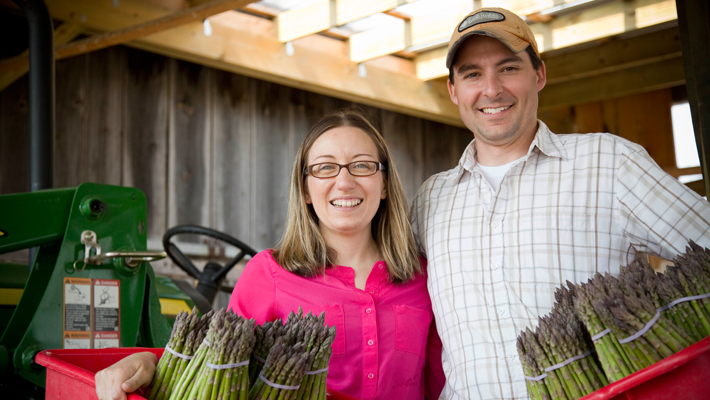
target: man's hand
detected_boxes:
[95,351,158,400]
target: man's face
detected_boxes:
[447,35,546,148]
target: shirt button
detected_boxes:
[378,264,384,269]
[366,308,373,314]
[368,289,376,294]
[492,222,499,229]
[367,373,374,379]
[367,339,374,346]
[492,263,499,270]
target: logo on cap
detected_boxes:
[458,11,505,32]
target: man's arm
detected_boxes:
[616,145,710,259]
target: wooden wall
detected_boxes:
[0,46,472,250]
[539,87,697,181]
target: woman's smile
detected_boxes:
[330,198,363,208]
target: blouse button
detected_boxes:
[378,264,384,269]
[367,373,374,379]
[368,289,375,294]
[367,339,374,346]
[366,308,373,314]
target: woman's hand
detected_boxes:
[95,351,158,400]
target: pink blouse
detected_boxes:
[228,250,445,400]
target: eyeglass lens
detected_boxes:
[311,162,378,177]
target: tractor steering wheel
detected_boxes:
[162,225,258,308]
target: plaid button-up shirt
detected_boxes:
[410,121,710,399]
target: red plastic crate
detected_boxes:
[36,347,359,400]
[580,335,710,400]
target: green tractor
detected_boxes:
[0,183,257,398]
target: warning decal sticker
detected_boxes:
[63,277,92,349]
[93,279,120,349]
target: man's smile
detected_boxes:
[480,106,511,115]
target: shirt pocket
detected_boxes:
[321,304,346,355]
[393,304,431,359]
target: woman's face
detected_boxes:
[305,126,386,240]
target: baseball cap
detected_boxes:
[446,7,539,69]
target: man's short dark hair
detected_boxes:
[448,45,542,83]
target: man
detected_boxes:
[410,7,710,399]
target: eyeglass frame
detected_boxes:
[304,161,387,179]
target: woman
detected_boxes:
[95,109,445,400]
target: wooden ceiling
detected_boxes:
[0,0,681,127]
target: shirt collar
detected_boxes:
[325,261,389,280]
[446,120,568,179]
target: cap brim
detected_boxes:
[446,27,530,69]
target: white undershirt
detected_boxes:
[477,156,525,191]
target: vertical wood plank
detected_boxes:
[0,76,30,194]
[211,71,255,246]
[615,96,641,146]
[251,81,293,249]
[539,106,575,134]
[54,54,87,188]
[284,87,312,162]
[422,119,462,180]
[380,110,424,204]
[574,101,604,133]
[123,48,170,239]
[600,98,618,135]
[168,59,212,240]
[575,89,675,170]
[627,90,676,169]
[85,47,125,186]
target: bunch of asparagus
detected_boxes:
[168,309,257,400]
[248,308,337,400]
[517,285,608,400]
[517,241,710,399]
[146,307,337,400]
[249,319,285,384]
[148,308,213,400]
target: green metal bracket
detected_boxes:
[0,183,172,387]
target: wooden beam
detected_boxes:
[275,0,414,43]
[0,22,83,91]
[242,2,280,18]
[412,0,678,81]
[131,15,461,125]
[533,0,677,51]
[336,0,406,25]
[494,0,556,17]
[349,18,409,63]
[11,0,461,125]
[684,179,706,197]
[349,2,472,64]
[415,47,447,81]
[543,26,682,85]
[410,2,471,47]
[539,56,685,110]
[0,0,258,72]
[663,166,702,179]
[275,0,332,43]
[635,0,677,29]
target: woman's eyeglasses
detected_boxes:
[305,161,386,179]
